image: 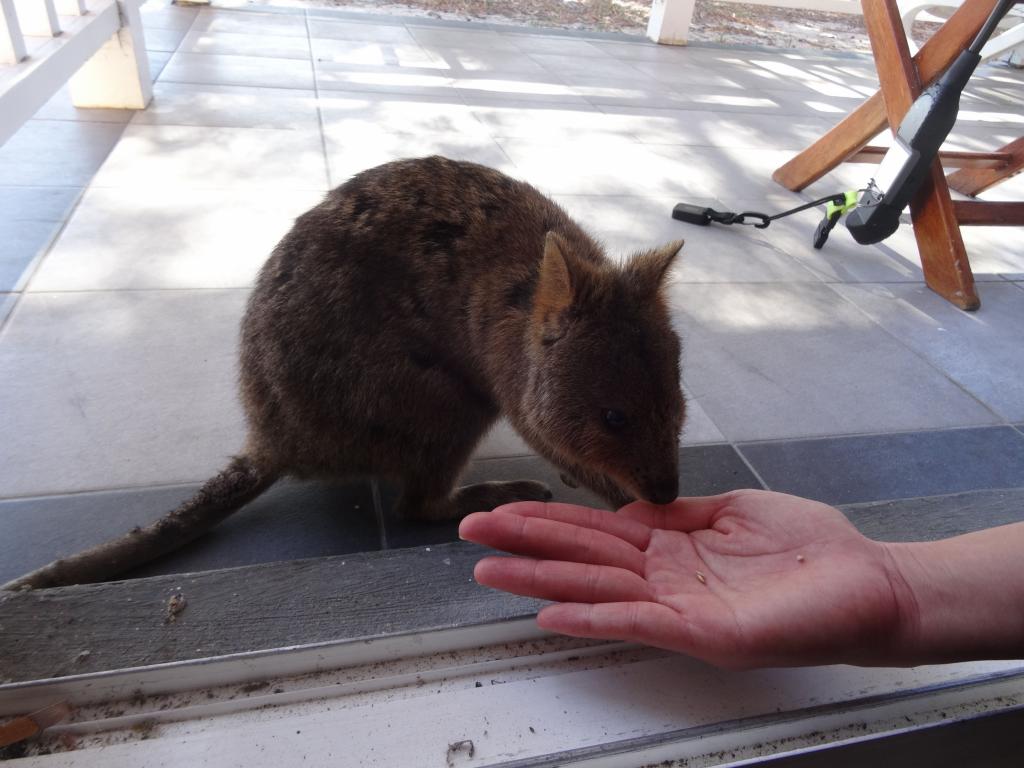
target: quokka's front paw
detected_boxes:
[453,479,552,517]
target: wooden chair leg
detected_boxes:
[947,137,1024,197]
[772,0,1001,192]
[861,0,979,310]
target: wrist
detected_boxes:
[883,531,1024,665]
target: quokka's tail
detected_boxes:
[2,455,279,591]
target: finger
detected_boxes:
[537,602,692,651]
[618,492,746,532]
[489,501,652,550]
[474,556,653,603]
[459,510,646,575]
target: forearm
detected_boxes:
[886,522,1024,665]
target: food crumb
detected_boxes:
[695,571,707,585]
[797,554,806,563]
[164,592,187,624]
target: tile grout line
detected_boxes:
[824,281,1012,427]
[730,443,773,492]
[305,8,333,190]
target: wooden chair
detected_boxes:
[773,0,1024,311]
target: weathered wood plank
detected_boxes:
[1,489,1022,684]
[846,146,1013,169]
[947,137,1024,197]
[841,488,1024,542]
[861,0,977,310]
[0,543,543,684]
[953,200,1024,227]
[772,0,1000,191]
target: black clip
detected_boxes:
[673,203,723,226]
[672,204,772,229]
[813,209,843,249]
[735,212,771,229]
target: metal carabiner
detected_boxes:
[735,212,772,229]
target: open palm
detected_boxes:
[459,490,912,668]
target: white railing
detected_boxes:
[0,0,151,147]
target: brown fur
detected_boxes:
[5,156,685,590]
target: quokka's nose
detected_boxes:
[644,478,679,506]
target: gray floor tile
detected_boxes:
[323,127,509,187]
[0,120,126,187]
[178,29,312,59]
[466,103,621,140]
[643,144,822,198]
[188,8,308,37]
[311,37,444,68]
[532,53,651,83]
[834,282,1024,422]
[0,186,80,222]
[132,82,320,130]
[474,419,534,459]
[424,47,553,74]
[0,293,16,326]
[91,124,328,190]
[497,137,702,198]
[33,86,135,124]
[139,0,199,32]
[318,94,488,138]
[126,479,380,578]
[144,25,190,53]
[507,35,610,57]
[454,75,592,106]
[0,187,81,290]
[682,394,726,445]
[590,39,696,62]
[0,220,63,291]
[597,105,838,151]
[0,290,248,496]
[739,426,1024,506]
[307,17,419,44]
[148,50,173,79]
[700,192,928,284]
[673,282,1000,441]
[551,195,823,284]
[160,51,315,90]
[0,479,380,585]
[959,226,1024,279]
[314,62,457,96]
[28,186,323,291]
[408,26,523,52]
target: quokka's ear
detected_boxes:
[533,232,577,344]
[626,239,684,291]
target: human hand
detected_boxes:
[459,490,915,669]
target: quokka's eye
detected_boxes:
[602,409,627,430]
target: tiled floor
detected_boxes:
[1,1,1023,583]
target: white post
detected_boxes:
[646,0,696,46]
[0,0,27,64]
[55,0,88,15]
[69,0,152,109]
[12,0,60,37]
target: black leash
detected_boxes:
[671,190,860,248]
